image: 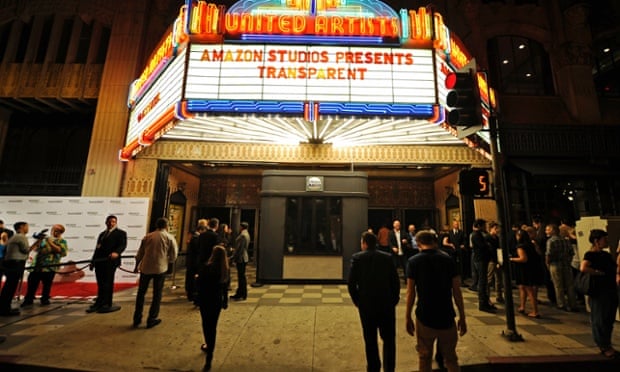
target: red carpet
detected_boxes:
[4,281,138,299]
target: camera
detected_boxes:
[33,229,49,239]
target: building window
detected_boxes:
[55,18,74,63]
[285,197,342,255]
[0,21,12,62]
[75,20,93,63]
[14,20,32,63]
[35,16,54,63]
[487,36,554,95]
[95,26,111,64]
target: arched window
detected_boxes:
[487,36,554,95]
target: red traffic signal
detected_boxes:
[445,71,480,128]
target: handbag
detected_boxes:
[574,271,592,296]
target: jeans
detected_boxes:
[358,306,396,372]
[234,261,247,298]
[415,319,459,372]
[133,273,166,323]
[0,260,25,312]
[549,264,577,309]
[589,290,619,350]
[24,271,56,303]
[200,302,223,355]
[476,259,489,306]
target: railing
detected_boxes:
[0,167,84,196]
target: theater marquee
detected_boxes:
[120,0,493,161]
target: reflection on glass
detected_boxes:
[285,197,342,255]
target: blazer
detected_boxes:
[136,229,179,275]
[232,230,250,264]
[92,228,127,266]
[388,229,411,256]
[347,249,400,310]
[197,229,219,266]
[448,229,465,249]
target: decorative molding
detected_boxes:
[122,158,158,197]
[139,141,490,166]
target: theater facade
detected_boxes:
[120,0,495,281]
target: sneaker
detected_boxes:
[20,301,33,308]
[496,297,505,304]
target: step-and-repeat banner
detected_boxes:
[0,197,149,284]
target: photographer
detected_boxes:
[22,225,68,307]
[0,222,39,316]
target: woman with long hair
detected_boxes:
[580,229,619,359]
[510,229,544,318]
[196,245,229,371]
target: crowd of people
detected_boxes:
[351,217,620,371]
[1,214,619,370]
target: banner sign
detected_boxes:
[0,197,150,284]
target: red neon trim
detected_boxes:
[427,105,440,123]
[119,139,141,161]
[140,106,176,145]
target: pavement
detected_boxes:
[1,263,619,372]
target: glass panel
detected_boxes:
[284,196,342,255]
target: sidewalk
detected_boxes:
[1,264,619,371]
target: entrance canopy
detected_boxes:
[120,0,492,161]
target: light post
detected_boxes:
[488,113,523,342]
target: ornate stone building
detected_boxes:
[1,0,618,254]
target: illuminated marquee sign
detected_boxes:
[121,0,496,160]
[126,48,186,147]
[185,44,436,104]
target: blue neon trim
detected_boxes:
[319,103,435,117]
[185,100,436,118]
[186,100,305,114]
[240,34,384,45]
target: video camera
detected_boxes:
[33,229,49,240]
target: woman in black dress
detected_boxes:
[580,229,619,359]
[197,245,230,371]
[510,229,544,318]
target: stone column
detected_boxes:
[81,0,148,196]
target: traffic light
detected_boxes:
[459,169,490,197]
[445,69,481,137]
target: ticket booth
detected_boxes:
[257,170,368,282]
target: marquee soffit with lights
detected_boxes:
[120,0,496,162]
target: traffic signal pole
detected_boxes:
[489,114,523,342]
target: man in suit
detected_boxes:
[230,222,250,301]
[197,218,220,267]
[348,231,400,372]
[87,215,127,313]
[388,219,410,283]
[448,220,466,282]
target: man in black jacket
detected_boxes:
[197,218,220,266]
[348,231,400,372]
[470,219,496,312]
[87,215,127,313]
